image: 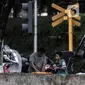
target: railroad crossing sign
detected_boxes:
[51,3,81,51]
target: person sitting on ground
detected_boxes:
[29,47,47,72]
[3,45,22,73]
[54,51,68,76]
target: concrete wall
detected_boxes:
[0,73,85,85]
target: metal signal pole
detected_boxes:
[34,0,37,52]
[68,10,73,51]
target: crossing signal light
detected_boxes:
[67,3,79,17]
[22,1,32,33]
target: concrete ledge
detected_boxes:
[0,73,85,85]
